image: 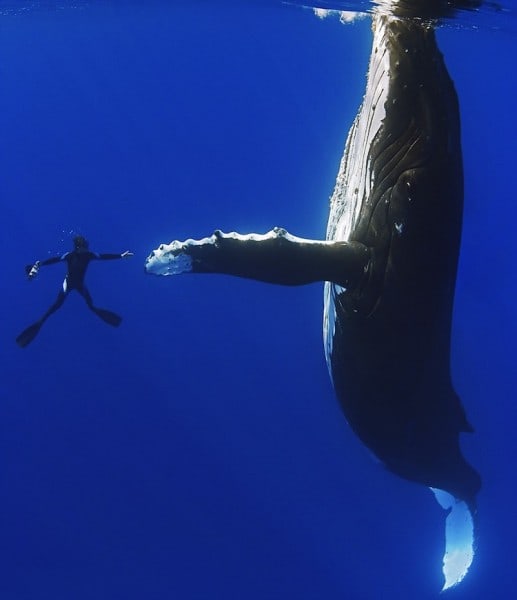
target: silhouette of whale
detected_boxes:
[145,2,480,589]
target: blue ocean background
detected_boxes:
[1,1,516,598]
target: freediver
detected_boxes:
[16,235,134,348]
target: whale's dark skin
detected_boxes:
[145,7,480,512]
[325,16,480,508]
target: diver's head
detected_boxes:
[73,235,89,250]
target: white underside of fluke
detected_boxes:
[430,488,475,591]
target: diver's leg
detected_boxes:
[16,286,67,347]
[145,228,370,288]
[77,284,95,310]
[40,288,67,321]
[78,285,122,327]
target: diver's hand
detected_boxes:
[121,251,134,258]
[26,261,40,279]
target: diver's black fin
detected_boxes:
[93,308,122,327]
[16,321,43,348]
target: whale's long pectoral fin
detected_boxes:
[145,228,370,288]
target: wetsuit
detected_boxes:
[43,249,124,302]
[17,249,128,347]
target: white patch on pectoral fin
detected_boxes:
[145,241,193,276]
[430,488,475,590]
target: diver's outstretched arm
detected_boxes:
[25,255,64,279]
[39,256,64,266]
[96,251,134,260]
[145,228,370,288]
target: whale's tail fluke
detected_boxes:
[431,488,476,591]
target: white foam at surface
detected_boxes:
[313,8,365,23]
[430,488,475,591]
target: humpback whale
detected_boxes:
[145,2,480,590]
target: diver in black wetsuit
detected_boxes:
[16,235,133,348]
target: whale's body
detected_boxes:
[145,6,480,590]
[323,16,480,506]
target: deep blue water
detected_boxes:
[1,2,516,599]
